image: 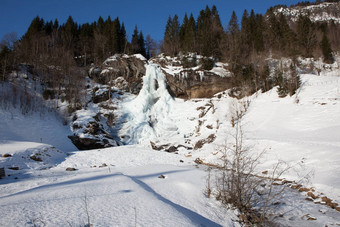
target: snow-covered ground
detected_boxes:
[1,62,340,226]
[0,145,239,226]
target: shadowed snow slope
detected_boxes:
[0,146,238,226]
[0,107,76,152]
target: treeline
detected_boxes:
[19,15,151,67]
[0,15,154,81]
[0,16,156,113]
[162,4,339,96]
[162,5,339,63]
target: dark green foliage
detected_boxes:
[320,33,334,63]
[228,11,239,36]
[200,57,214,70]
[296,15,317,57]
[274,65,300,97]
[0,45,11,81]
[138,31,146,57]
[163,15,180,56]
[181,55,197,68]
[130,26,146,57]
[180,13,196,52]
[42,89,55,100]
[196,6,223,57]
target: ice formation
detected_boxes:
[121,63,178,144]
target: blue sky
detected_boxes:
[0,0,303,42]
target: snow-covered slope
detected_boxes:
[1,56,340,226]
[0,107,76,152]
[0,145,239,226]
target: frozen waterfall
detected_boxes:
[120,63,178,145]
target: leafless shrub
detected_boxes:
[212,101,297,225]
[205,167,212,198]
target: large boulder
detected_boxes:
[69,113,119,150]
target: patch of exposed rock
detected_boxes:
[151,54,233,99]
[166,69,233,99]
[68,113,120,150]
[89,54,146,94]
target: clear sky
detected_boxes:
[0,0,303,42]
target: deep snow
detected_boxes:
[0,62,340,226]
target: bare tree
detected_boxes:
[212,101,296,225]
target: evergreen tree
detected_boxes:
[228,11,239,37]
[97,16,105,33]
[163,15,180,56]
[119,23,127,54]
[197,5,223,57]
[111,17,121,54]
[179,13,189,51]
[320,33,334,63]
[131,25,140,54]
[240,9,251,59]
[186,13,197,52]
[296,15,317,57]
[179,13,196,52]
[254,13,264,52]
[138,31,146,57]
[24,16,45,39]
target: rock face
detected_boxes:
[89,54,146,94]
[166,70,233,99]
[151,54,233,99]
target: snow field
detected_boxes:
[0,146,238,226]
[1,63,340,226]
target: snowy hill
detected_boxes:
[1,56,340,226]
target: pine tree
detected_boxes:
[320,33,334,63]
[162,15,180,56]
[186,13,197,51]
[97,16,105,33]
[228,11,239,37]
[131,25,140,54]
[265,9,280,52]
[138,31,146,57]
[119,23,127,54]
[197,5,223,57]
[228,11,240,62]
[296,15,317,57]
[239,9,251,60]
[179,13,189,51]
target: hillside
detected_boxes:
[1,1,340,226]
[1,55,340,226]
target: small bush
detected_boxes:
[182,56,197,68]
[42,89,55,100]
[200,57,215,70]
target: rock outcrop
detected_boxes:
[166,70,233,99]
[151,54,233,99]
[68,113,120,150]
[89,54,146,94]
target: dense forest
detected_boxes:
[0,15,157,113]
[162,4,340,62]
[0,0,339,112]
